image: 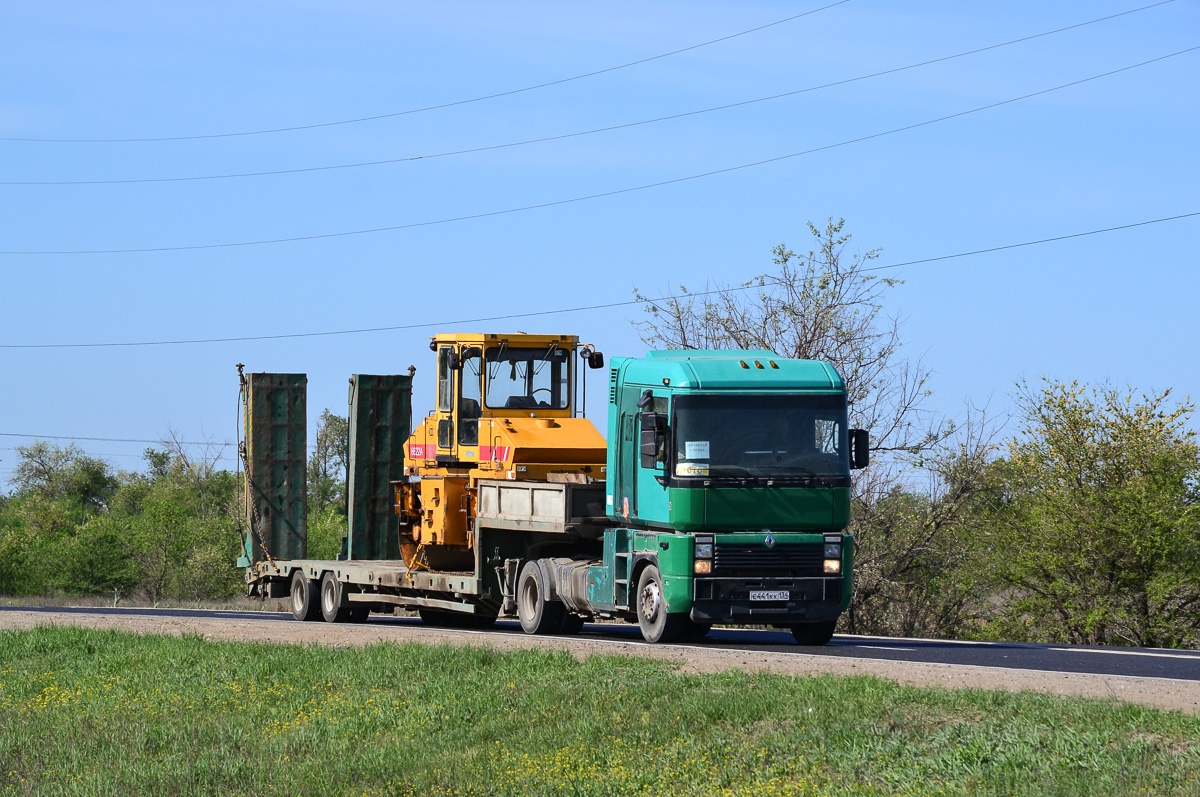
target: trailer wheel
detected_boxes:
[517,561,565,635]
[348,606,371,624]
[320,571,352,623]
[635,565,685,643]
[290,570,321,622]
[791,619,836,646]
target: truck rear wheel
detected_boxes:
[517,561,565,635]
[791,619,837,646]
[636,565,686,643]
[320,571,352,623]
[290,570,320,622]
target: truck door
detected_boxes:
[618,412,637,520]
[635,411,669,524]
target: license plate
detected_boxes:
[749,590,789,602]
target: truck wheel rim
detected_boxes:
[292,584,303,612]
[640,581,661,622]
[520,577,538,617]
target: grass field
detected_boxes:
[0,627,1197,796]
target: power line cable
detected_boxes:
[0,432,312,453]
[0,1,852,144]
[3,44,1194,257]
[863,213,1200,272]
[2,210,1194,350]
[0,432,232,446]
[2,1,1174,187]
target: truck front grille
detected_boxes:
[712,543,824,578]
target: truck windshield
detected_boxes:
[671,394,849,479]
[485,346,570,410]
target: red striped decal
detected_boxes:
[479,445,511,461]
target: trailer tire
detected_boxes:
[791,619,837,646]
[683,620,712,639]
[517,560,565,635]
[290,570,321,622]
[636,565,685,643]
[320,571,352,623]
[348,606,371,624]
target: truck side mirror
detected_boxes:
[587,351,604,369]
[447,351,461,371]
[639,412,667,469]
[850,428,870,469]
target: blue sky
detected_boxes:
[1,1,1197,482]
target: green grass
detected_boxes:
[0,627,1196,796]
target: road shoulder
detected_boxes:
[1,610,1196,713]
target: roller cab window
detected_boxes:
[485,346,570,410]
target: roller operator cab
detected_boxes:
[397,333,608,570]
[601,350,869,644]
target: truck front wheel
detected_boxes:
[791,619,837,646]
[636,565,685,643]
[517,561,565,635]
[290,570,320,622]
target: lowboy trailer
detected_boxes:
[240,333,868,644]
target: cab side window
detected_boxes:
[437,347,454,449]
[437,347,454,412]
[459,351,482,446]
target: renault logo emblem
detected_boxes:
[764,533,776,549]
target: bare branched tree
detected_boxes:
[158,427,229,518]
[635,218,1001,638]
[159,427,227,481]
[635,217,941,455]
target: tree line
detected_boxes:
[2,219,1197,646]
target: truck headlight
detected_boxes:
[695,543,713,559]
[824,559,841,574]
[694,560,712,574]
[824,543,841,559]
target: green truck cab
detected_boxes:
[594,350,868,643]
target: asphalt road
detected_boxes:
[5,605,1198,682]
